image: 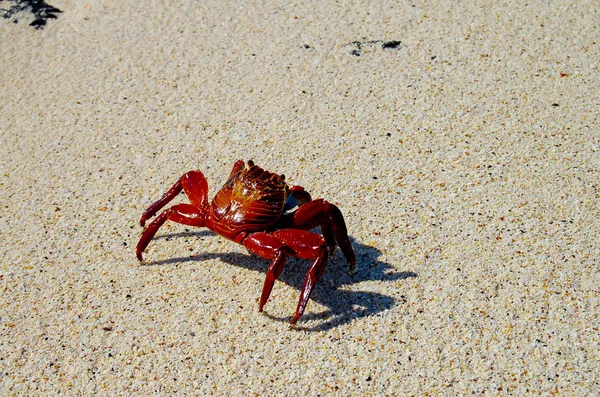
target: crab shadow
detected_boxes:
[148,231,417,331]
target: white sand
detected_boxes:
[1,0,598,394]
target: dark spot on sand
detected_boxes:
[1,0,62,29]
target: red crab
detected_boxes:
[137,160,356,324]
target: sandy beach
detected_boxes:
[1,0,598,394]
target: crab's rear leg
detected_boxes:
[140,170,209,227]
[243,230,329,324]
[280,199,356,274]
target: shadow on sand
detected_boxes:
[1,0,62,28]
[144,231,417,332]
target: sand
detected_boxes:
[1,0,598,395]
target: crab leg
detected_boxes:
[293,245,328,324]
[140,170,209,227]
[279,199,356,274]
[137,204,205,261]
[243,230,329,323]
[242,232,288,311]
[289,185,312,205]
[261,251,287,311]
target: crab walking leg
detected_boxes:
[244,230,330,323]
[319,222,337,254]
[137,204,205,261]
[140,170,209,226]
[282,199,357,274]
[243,232,288,312]
[291,245,328,324]
[260,251,287,311]
[328,203,357,273]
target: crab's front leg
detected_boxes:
[140,170,209,227]
[243,230,329,324]
[137,170,209,261]
[136,204,206,261]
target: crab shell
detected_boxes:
[208,161,289,240]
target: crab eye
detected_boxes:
[280,174,285,181]
[248,160,255,167]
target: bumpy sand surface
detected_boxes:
[1,1,598,394]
